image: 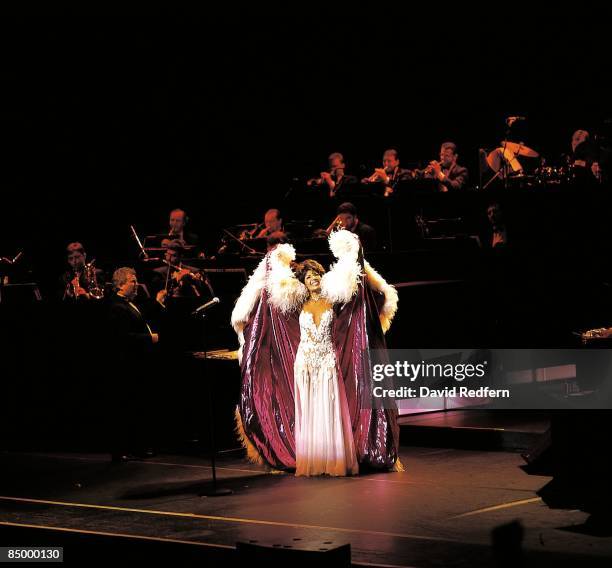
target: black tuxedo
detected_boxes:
[439,163,469,191]
[107,293,154,359]
[330,173,358,197]
[105,293,157,457]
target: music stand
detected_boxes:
[192,291,232,497]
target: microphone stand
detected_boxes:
[192,280,232,497]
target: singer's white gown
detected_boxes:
[294,308,358,476]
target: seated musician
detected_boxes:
[165,208,200,252]
[335,202,377,252]
[59,242,105,301]
[307,152,358,198]
[153,240,210,307]
[362,148,413,197]
[421,142,469,192]
[570,130,602,182]
[255,208,284,239]
[487,203,508,248]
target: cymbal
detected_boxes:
[486,148,523,174]
[499,140,539,158]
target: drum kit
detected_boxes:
[483,140,575,190]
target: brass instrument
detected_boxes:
[414,160,441,178]
[84,259,104,299]
[325,215,343,236]
[69,270,84,299]
[68,259,104,300]
[363,168,386,183]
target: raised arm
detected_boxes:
[321,229,362,305]
[266,243,307,315]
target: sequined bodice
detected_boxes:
[295,309,336,371]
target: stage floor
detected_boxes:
[1,447,611,566]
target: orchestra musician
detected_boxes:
[307,152,357,197]
[152,240,211,306]
[569,130,602,182]
[330,202,377,252]
[165,208,200,251]
[420,142,469,192]
[254,208,284,239]
[59,242,105,301]
[487,203,508,248]
[106,267,159,463]
[362,148,413,197]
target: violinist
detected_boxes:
[152,240,211,307]
[254,208,284,239]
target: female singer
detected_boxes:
[231,230,402,475]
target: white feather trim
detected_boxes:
[231,256,267,334]
[364,259,398,333]
[321,231,362,304]
[266,243,307,314]
[271,242,296,264]
[328,229,360,260]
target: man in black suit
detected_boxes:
[362,148,414,197]
[166,208,200,253]
[107,267,159,462]
[307,152,358,198]
[423,141,469,191]
[336,202,377,252]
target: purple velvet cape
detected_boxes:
[238,258,400,470]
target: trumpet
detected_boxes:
[414,160,441,178]
[307,167,343,187]
[325,215,344,235]
[362,166,392,184]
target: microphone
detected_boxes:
[192,297,220,316]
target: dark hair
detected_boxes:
[441,141,457,154]
[295,259,325,284]
[383,148,399,160]
[337,202,357,216]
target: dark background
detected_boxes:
[1,8,611,449]
[1,9,610,279]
